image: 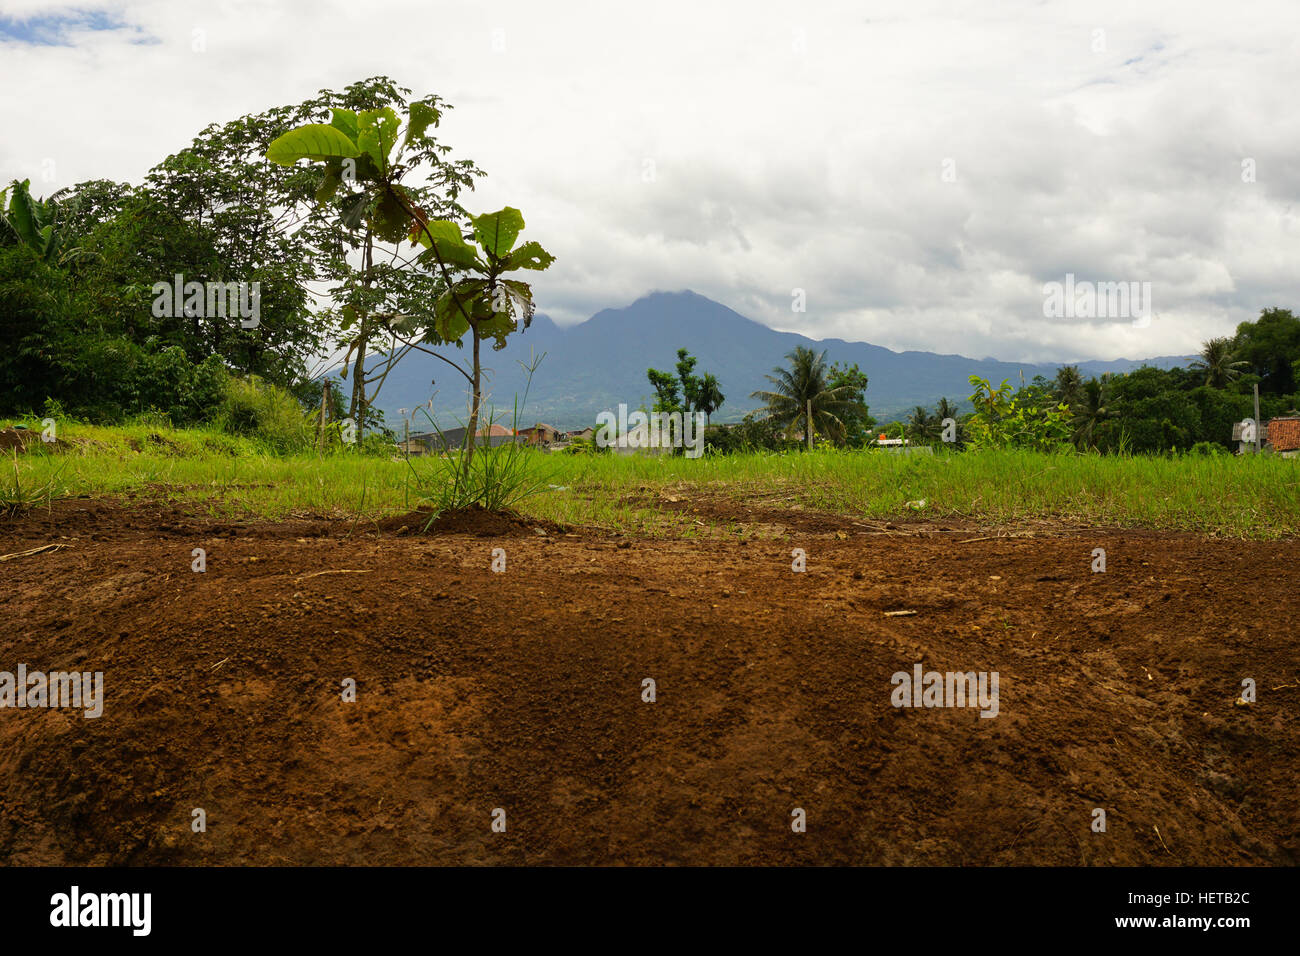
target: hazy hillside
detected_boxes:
[363,291,1194,429]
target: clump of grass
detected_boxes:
[407,438,550,523]
[213,375,313,454]
[0,449,66,516]
[402,358,552,525]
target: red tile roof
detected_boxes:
[1268,417,1300,452]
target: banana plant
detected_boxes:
[267,106,554,469]
[1,179,62,264]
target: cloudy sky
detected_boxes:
[2,0,1297,362]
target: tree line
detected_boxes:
[643,311,1300,455]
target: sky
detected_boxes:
[2,0,1298,363]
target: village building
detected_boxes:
[401,424,520,455]
[1265,416,1300,457]
[1230,416,1300,457]
[517,423,562,447]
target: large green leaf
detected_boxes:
[356,107,400,174]
[477,304,517,348]
[434,280,486,343]
[472,207,524,259]
[266,124,361,166]
[405,101,439,147]
[373,186,411,243]
[340,190,370,232]
[316,162,343,203]
[329,108,359,144]
[39,224,57,262]
[414,220,481,270]
[501,240,555,272]
[5,180,40,248]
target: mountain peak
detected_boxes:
[372,290,1193,430]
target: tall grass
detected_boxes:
[213,376,313,453]
[1,425,1297,538]
[524,447,1299,537]
[400,359,553,522]
[0,447,66,516]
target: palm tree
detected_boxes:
[932,396,961,443]
[1053,365,1084,406]
[907,405,938,442]
[750,346,862,444]
[1071,377,1110,449]
[696,373,725,428]
[1189,338,1247,388]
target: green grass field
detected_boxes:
[3,419,1298,538]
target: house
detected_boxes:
[518,423,561,446]
[1230,417,1300,457]
[1231,420,1266,454]
[1266,417,1300,457]
[568,426,596,442]
[407,424,521,453]
[871,435,933,455]
[395,437,430,457]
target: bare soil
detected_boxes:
[0,500,1296,865]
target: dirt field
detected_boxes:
[0,499,1296,866]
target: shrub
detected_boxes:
[214,375,312,453]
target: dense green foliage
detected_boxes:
[750,346,870,445]
[881,312,1300,455]
[0,76,483,444]
[646,348,727,425]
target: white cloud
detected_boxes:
[2,0,1297,362]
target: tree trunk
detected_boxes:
[349,330,367,433]
[463,327,482,473]
[348,232,374,442]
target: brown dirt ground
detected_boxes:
[0,499,1296,866]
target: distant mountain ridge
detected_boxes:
[361,290,1194,430]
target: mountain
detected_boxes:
[358,290,1194,429]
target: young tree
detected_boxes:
[268,99,553,469]
[262,77,485,431]
[645,367,682,412]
